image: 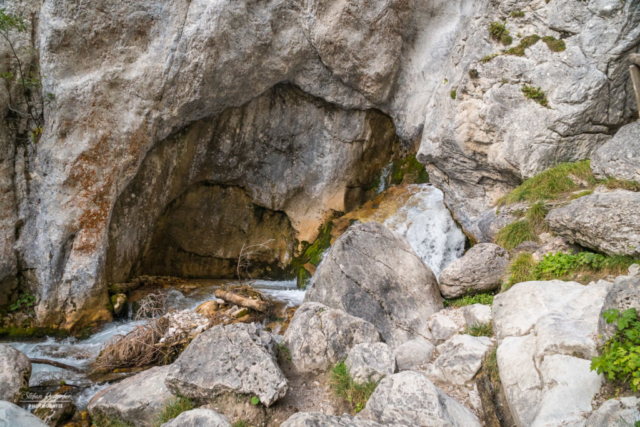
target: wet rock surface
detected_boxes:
[306,222,442,347]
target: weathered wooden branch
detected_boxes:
[30,358,83,373]
[214,289,270,313]
[630,54,640,119]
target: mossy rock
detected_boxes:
[390,155,429,186]
[291,222,334,288]
[0,326,70,339]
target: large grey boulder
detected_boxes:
[283,302,381,373]
[438,243,509,298]
[0,401,48,427]
[357,371,481,426]
[586,397,640,427]
[88,365,174,427]
[282,412,382,427]
[546,190,640,257]
[166,323,286,406]
[598,274,640,342]
[0,344,31,404]
[463,304,492,327]
[427,313,459,345]
[160,409,231,427]
[345,343,395,385]
[305,221,443,347]
[493,280,612,425]
[430,335,493,385]
[592,121,640,182]
[393,339,434,371]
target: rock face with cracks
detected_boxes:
[165,323,287,406]
[283,302,381,374]
[305,221,442,348]
[0,344,31,404]
[493,280,612,425]
[345,343,396,385]
[159,409,232,427]
[591,121,640,182]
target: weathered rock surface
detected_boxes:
[0,344,31,404]
[586,396,640,427]
[599,274,640,342]
[283,302,381,373]
[0,401,48,427]
[34,393,76,427]
[438,243,509,298]
[160,409,231,427]
[305,221,442,347]
[282,412,381,427]
[88,365,174,427]
[357,371,481,426]
[427,313,459,345]
[166,323,286,406]
[592,121,640,182]
[418,0,640,241]
[393,339,434,371]
[547,190,640,257]
[430,335,493,385]
[463,304,492,327]
[345,343,395,385]
[494,280,611,425]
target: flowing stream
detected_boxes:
[1,183,465,410]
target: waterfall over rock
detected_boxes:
[384,185,466,277]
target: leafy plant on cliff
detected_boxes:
[330,361,378,414]
[592,309,640,392]
[9,292,36,312]
[0,9,51,143]
[489,21,512,45]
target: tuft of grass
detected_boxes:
[444,292,494,308]
[542,36,566,52]
[601,178,640,192]
[489,21,509,41]
[495,220,538,250]
[450,89,457,100]
[501,34,513,45]
[484,347,500,383]
[525,202,549,231]
[330,361,378,414]
[503,253,536,291]
[277,342,291,362]
[497,160,595,206]
[92,414,135,427]
[232,421,249,427]
[505,34,540,56]
[464,321,493,337]
[510,11,525,18]
[569,189,594,200]
[522,85,549,107]
[155,396,194,426]
[481,53,499,63]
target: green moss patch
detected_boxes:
[505,34,540,56]
[390,155,429,186]
[444,292,495,308]
[522,85,549,107]
[542,36,566,52]
[0,326,70,339]
[291,222,333,289]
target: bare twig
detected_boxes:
[29,358,83,373]
[236,239,274,282]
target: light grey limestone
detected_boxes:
[283,302,381,374]
[0,401,48,427]
[0,344,31,404]
[438,243,510,298]
[432,335,493,385]
[428,313,458,345]
[305,221,442,348]
[282,412,382,427]
[598,274,640,342]
[586,396,640,427]
[463,304,492,328]
[547,190,640,257]
[160,409,231,427]
[393,339,435,371]
[592,121,640,182]
[165,323,286,407]
[345,343,395,385]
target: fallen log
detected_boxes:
[30,358,83,373]
[214,289,270,313]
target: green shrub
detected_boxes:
[542,36,566,52]
[9,293,36,312]
[505,34,540,56]
[155,396,194,426]
[591,309,640,391]
[444,293,494,308]
[464,321,493,337]
[495,220,537,250]
[534,252,638,281]
[450,90,457,100]
[497,160,595,205]
[522,85,549,107]
[489,21,509,41]
[330,361,378,414]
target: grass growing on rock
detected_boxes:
[522,85,549,107]
[483,347,500,383]
[495,220,538,250]
[330,361,378,414]
[443,292,494,308]
[542,36,566,52]
[92,414,135,427]
[489,21,512,45]
[464,321,493,337]
[505,34,540,56]
[232,421,250,427]
[504,251,640,288]
[155,395,194,426]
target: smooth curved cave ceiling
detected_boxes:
[105,84,402,284]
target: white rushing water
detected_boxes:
[384,184,466,277]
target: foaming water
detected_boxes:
[384,184,466,277]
